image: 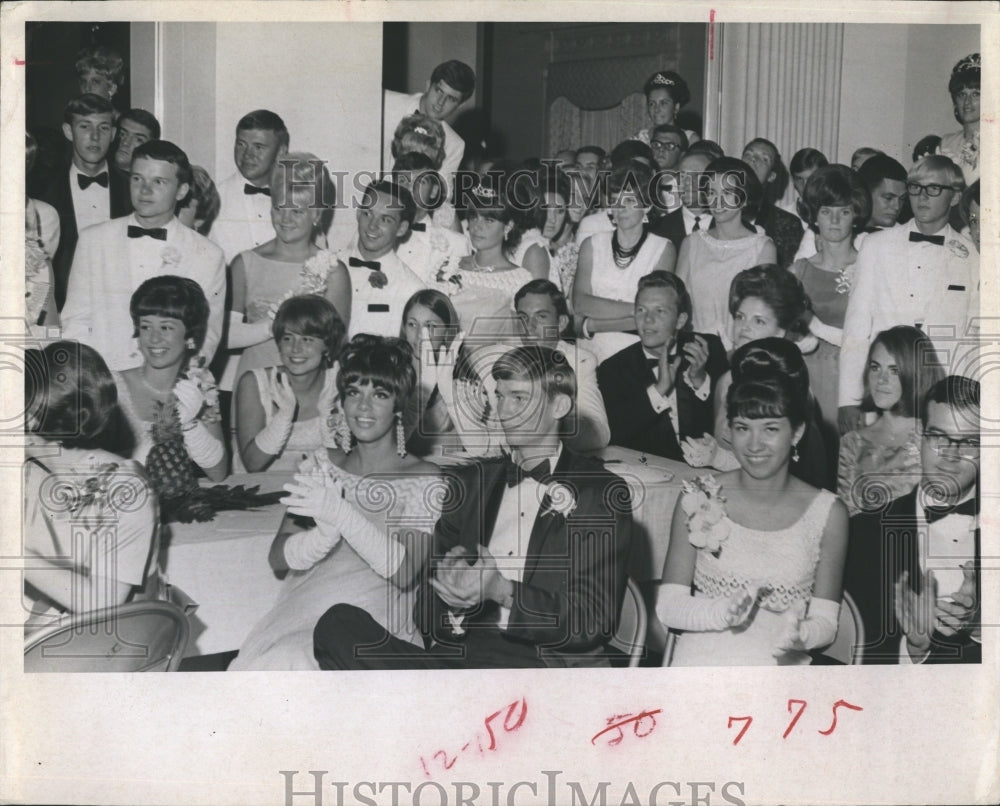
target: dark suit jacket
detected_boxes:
[648,208,714,255]
[33,162,132,310]
[844,487,981,664]
[597,334,728,462]
[416,449,633,666]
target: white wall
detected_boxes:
[838,23,979,165]
[404,22,478,109]
[213,22,382,247]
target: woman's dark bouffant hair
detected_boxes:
[727,337,810,429]
[25,341,135,456]
[705,157,764,228]
[130,275,210,353]
[728,264,812,341]
[462,170,524,257]
[802,164,872,236]
[336,334,416,410]
[272,295,346,367]
[609,159,655,208]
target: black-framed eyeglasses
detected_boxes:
[907,182,954,198]
[921,428,980,457]
[651,140,681,152]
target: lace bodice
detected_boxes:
[837,428,921,516]
[692,489,836,612]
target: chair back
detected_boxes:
[24,600,189,672]
[608,578,647,667]
[822,591,865,665]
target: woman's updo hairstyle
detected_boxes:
[728,263,812,342]
[727,337,810,428]
[642,70,691,108]
[462,169,524,256]
[336,334,416,410]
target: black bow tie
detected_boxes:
[349,256,382,270]
[127,225,168,240]
[924,497,977,524]
[244,183,271,196]
[410,221,427,232]
[78,171,109,190]
[505,457,552,488]
[909,231,945,246]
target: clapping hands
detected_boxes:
[281,471,346,527]
[173,378,206,426]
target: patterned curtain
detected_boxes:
[548,93,647,154]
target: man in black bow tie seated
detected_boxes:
[31,93,132,311]
[314,345,633,669]
[845,375,982,664]
[212,109,290,264]
[61,140,225,371]
[597,271,727,462]
[837,155,978,435]
[335,180,425,339]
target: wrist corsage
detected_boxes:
[680,475,729,556]
[180,357,221,424]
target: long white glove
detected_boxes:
[227,310,273,350]
[254,371,297,456]
[282,525,342,570]
[656,582,755,632]
[281,472,404,579]
[773,597,841,655]
[175,378,225,467]
[316,372,339,449]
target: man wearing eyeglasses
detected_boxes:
[845,375,981,664]
[837,155,978,435]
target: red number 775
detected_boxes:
[728,699,863,745]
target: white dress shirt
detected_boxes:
[838,221,978,407]
[643,346,711,435]
[212,172,277,264]
[69,162,113,233]
[489,446,562,629]
[680,206,711,235]
[339,246,425,339]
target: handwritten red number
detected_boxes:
[504,698,528,732]
[818,699,863,735]
[432,750,457,770]
[420,756,430,777]
[728,715,752,745]
[782,699,808,739]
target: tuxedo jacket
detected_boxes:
[844,488,981,664]
[597,334,728,462]
[61,216,226,371]
[647,208,714,255]
[33,162,132,311]
[416,449,633,667]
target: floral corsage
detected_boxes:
[434,254,464,296]
[542,481,577,518]
[680,475,729,556]
[266,252,337,318]
[180,356,221,424]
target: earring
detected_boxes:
[395,411,407,458]
[792,443,800,463]
[185,338,196,350]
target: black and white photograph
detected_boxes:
[1,2,996,804]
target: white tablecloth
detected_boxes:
[160,473,289,656]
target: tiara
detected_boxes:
[953,53,981,74]
[414,125,430,136]
[472,184,498,201]
[652,74,676,87]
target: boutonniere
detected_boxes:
[542,481,577,518]
[446,611,467,636]
[368,270,389,289]
[960,132,979,168]
[160,246,182,269]
[680,475,729,556]
[947,239,970,259]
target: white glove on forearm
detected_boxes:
[337,501,405,579]
[779,597,841,651]
[253,409,294,456]
[182,421,225,468]
[227,311,273,349]
[656,582,751,632]
[282,525,342,570]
